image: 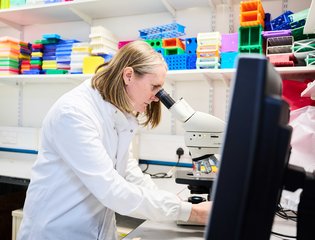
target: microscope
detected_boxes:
[156,89,225,203]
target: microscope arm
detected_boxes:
[167,96,225,160]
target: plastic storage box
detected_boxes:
[239,25,263,53]
[240,0,265,27]
[196,57,220,69]
[164,54,187,70]
[185,38,197,54]
[221,33,238,52]
[270,11,293,30]
[145,39,163,49]
[162,38,185,50]
[292,38,315,59]
[139,23,185,40]
[305,52,315,66]
[197,32,221,46]
[268,53,297,67]
[266,36,293,55]
[12,209,23,240]
[83,56,104,74]
[221,52,238,68]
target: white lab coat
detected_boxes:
[18,79,191,240]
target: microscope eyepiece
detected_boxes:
[156,89,175,109]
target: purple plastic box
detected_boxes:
[262,30,291,39]
[221,33,238,52]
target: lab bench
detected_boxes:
[124,220,204,240]
[122,177,297,240]
[122,213,296,240]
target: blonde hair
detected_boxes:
[91,40,167,128]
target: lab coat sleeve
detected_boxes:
[50,107,192,222]
[124,146,158,190]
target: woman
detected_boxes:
[18,41,210,240]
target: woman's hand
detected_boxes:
[188,201,213,225]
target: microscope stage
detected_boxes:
[175,170,216,189]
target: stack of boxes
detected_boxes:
[29,34,80,74]
[196,32,221,69]
[145,37,197,70]
[220,33,239,69]
[238,0,265,54]
[19,41,32,74]
[0,37,20,75]
[41,34,60,73]
[56,39,79,72]
[185,38,197,70]
[70,42,91,74]
[139,22,193,70]
[162,38,186,70]
[262,7,315,67]
[27,43,44,74]
[263,30,296,67]
[82,26,117,74]
[89,26,117,57]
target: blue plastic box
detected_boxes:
[185,38,197,54]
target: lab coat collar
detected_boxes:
[112,106,138,133]
[84,78,138,133]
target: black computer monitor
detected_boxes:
[205,55,293,240]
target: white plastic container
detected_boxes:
[12,209,23,240]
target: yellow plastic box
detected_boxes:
[83,56,104,74]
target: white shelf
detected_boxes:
[166,66,315,84]
[275,66,315,80]
[0,74,93,84]
[0,0,215,28]
[166,69,234,84]
[0,0,168,27]
[1,67,314,85]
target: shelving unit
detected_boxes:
[1,66,314,86]
[0,1,313,82]
[0,1,314,133]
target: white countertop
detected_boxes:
[122,176,297,240]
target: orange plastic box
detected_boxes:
[240,0,265,16]
[240,11,265,27]
[197,49,220,58]
[197,44,219,52]
[240,0,265,27]
[162,38,185,50]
